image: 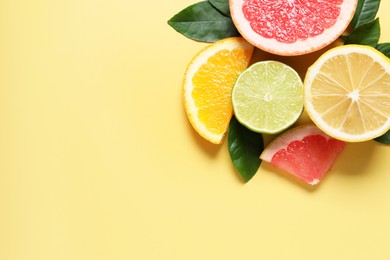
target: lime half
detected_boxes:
[232,61,303,134]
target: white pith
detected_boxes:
[229,0,358,56]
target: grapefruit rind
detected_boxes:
[304,45,390,142]
[229,0,358,56]
[183,37,254,144]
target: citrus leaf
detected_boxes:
[167,1,239,42]
[350,0,381,29]
[376,43,390,58]
[228,116,263,183]
[208,0,230,16]
[344,18,380,47]
[375,130,390,144]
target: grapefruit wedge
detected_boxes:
[260,124,346,185]
[229,0,358,56]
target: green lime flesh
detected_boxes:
[232,61,304,134]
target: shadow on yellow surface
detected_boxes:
[337,141,377,176]
[181,107,223,157]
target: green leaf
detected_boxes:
[350,0,381,30]
[167,1,239,42]
[208,0,230,16]
[228,116,264,183]
[376,43,390,58]
[375,130,390,144]
[344,18,380,47]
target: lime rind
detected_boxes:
[232,61,304,134]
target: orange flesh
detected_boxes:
[192,48,253,135]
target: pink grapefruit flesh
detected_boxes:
[260,125,346,185]
[229,0,358,56]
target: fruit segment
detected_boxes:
[261,125,346,185]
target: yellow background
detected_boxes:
[1,1,390,259]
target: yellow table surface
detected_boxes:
[1,1,390,259]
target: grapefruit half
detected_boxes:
[260,124,346,185]
[229,0,358,56]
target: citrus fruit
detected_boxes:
[260,124,346,185]
[232,60,303,134]
[183,37,254,144]
[304,45,390,142]
[229,0,358,56]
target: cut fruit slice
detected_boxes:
[183,37,254,144]
[260,124,346,185]
[304,45,390,142]
[229,0,358,56]
[232,61,303,134]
